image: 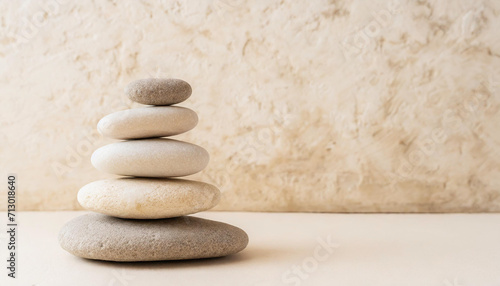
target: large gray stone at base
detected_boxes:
[59,214,249,262]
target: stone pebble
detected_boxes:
[59,213,249,261]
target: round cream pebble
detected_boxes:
[91,138,209,177]
[97,106,198,139]
[78,178,220,219]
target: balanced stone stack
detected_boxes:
[59,78,248,262]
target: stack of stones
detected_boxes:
[59,78,248,262]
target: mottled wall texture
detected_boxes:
[1,0,500,212]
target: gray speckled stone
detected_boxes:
[59,213,249,262]
[125,78,192,105]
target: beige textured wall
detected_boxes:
[1,0,500,212]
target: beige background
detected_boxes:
[1,0,499,212]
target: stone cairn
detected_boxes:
[59,78,248,262]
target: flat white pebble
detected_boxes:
[78,178,221,219]
[91,138,209,177]
[97,106,198,139]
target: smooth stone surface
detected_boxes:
[78,178,221,219]
[91,138,209,177]
[125,78,192,105]
[98,106,198,139]
[59,213,249,261]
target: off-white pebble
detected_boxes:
[97,106,198,139]
[78,178,220,219]
[91,138,209,177]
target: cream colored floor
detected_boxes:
[1,211,499,286]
